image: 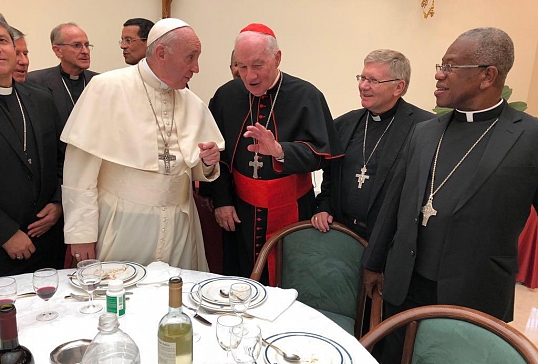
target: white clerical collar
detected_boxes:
[0,86,13,95]
[140,58,170,90]
[456,99,503,122]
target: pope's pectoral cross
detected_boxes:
[355,166,370,189]
[249,154,263,179]
[159,146,176,175]
[421,196,437,226]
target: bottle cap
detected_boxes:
[98,313,120,332]
[108,279,124,292]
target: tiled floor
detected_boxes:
[510,284,538,346]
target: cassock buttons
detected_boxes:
[27,174,33,180]
[410,250,415,257]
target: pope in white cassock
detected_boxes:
[61,18,225,271]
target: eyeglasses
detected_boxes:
[119,38,147,46]
[56,42,94,51]
[435,64,490,74]
[356,74,401,85]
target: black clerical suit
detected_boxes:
[363,101,538,323]
[315,98,434,240]
[27,65,97,126]
[0,82,65,275]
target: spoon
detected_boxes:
[219,288,229,298]
[262,338,301,363]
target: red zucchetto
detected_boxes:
[240,23,276,38]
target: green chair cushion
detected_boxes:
[281,228,364,321]
[317,309,356,335]
[412,318,527,364]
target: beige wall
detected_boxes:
[2,0,537,117]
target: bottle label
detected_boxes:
[106,294,126,316]
[158,338,176,364]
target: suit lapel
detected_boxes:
[454,105,523,212]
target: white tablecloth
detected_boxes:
[13,268,378,363]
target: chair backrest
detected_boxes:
[250,220,382,339]
[360,305,538,364]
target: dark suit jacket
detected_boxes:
[27,65,97,127]
[315,99,434,239]
[0,82,65,275]
[363,102,538,321]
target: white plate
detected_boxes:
[69,261,147,289]
[193,277,267,312]
[264,332,353,364]
[101,262,137,284]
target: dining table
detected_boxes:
[12,263,379,363]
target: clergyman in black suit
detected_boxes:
[27,22,97,127]
[312,49,433,240]
[0,19,65,275]
[362,27,538,362]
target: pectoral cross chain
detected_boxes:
[355,166,370,189]
[421,196,437,226]
[249,154,263,179]
[158,146,176,175]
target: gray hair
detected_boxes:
[235,31,279,59]
[364,49,411,95]
[0,16,14,44]
[11,26,24,41]
[458,27,514,82]
[50,22,79,45]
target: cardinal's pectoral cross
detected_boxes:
[158,146,176,175]
[249,154,263,179]
[355,166,370,189]
[421,196,437,226]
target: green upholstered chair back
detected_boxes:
[280,226,364,320]
[412,318,527,364]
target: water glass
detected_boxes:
[229,283,253,317]
[216,315,243,363]
[0,277,17,305]
[77,259,103,314]
[183,282,202,342]
[231,323,262,364]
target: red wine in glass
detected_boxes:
[36,286,56,301]
[33,268,59,321]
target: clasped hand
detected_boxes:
[198,141,220,166]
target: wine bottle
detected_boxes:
[0,304,34,364]
[158,277,193,364]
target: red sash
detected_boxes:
[233,170,312,286]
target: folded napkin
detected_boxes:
[136,261,181,285]
[248,286,297,322]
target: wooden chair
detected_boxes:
[250,220,382,339]
[360,305,538,364]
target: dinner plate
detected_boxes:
[193,276,267,312]
[264,332,353,364]
[69,261,147,289]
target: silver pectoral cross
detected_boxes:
[249,153,263,179]
[421,196,437,226]
[355,166,370,189]
[158,146,176,175]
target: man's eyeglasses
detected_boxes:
[435,64,490,74]
[356,75,401,85]
[56,42,94,51]
[119,38,147,46]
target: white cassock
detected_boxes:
[60,60,225,271]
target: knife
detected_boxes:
[17,292,37,298]
[193,313,212,326]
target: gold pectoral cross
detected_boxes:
[249,153,263,179]
[421,196,437,226]
[158,146,176,175]
[355,166,370,189]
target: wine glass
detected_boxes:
[0,277,17,305]
[216,315,243,363]
[231,323,262,364]
[76,259,103,314]
[32,268,59,321]
[229,283,253,317]
[183,282,202,342]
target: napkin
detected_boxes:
[136,261,181,286]
[248,286,297,322]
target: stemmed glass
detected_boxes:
[33,268,59,321]
[231,323,262,364]
[183,282,202,342]
[76,259,103,314]
[216,315,243,363]
[0,277,17,305]
[229,283,253,317]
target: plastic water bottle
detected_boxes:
[81,313,140,364]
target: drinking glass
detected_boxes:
[32,268,59,321]
[183,282,202,342]
[229,283,253,317]
[0,277,17,305]
[231,323,262,364]
[76,259,103,314]
[216,315,243,363]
